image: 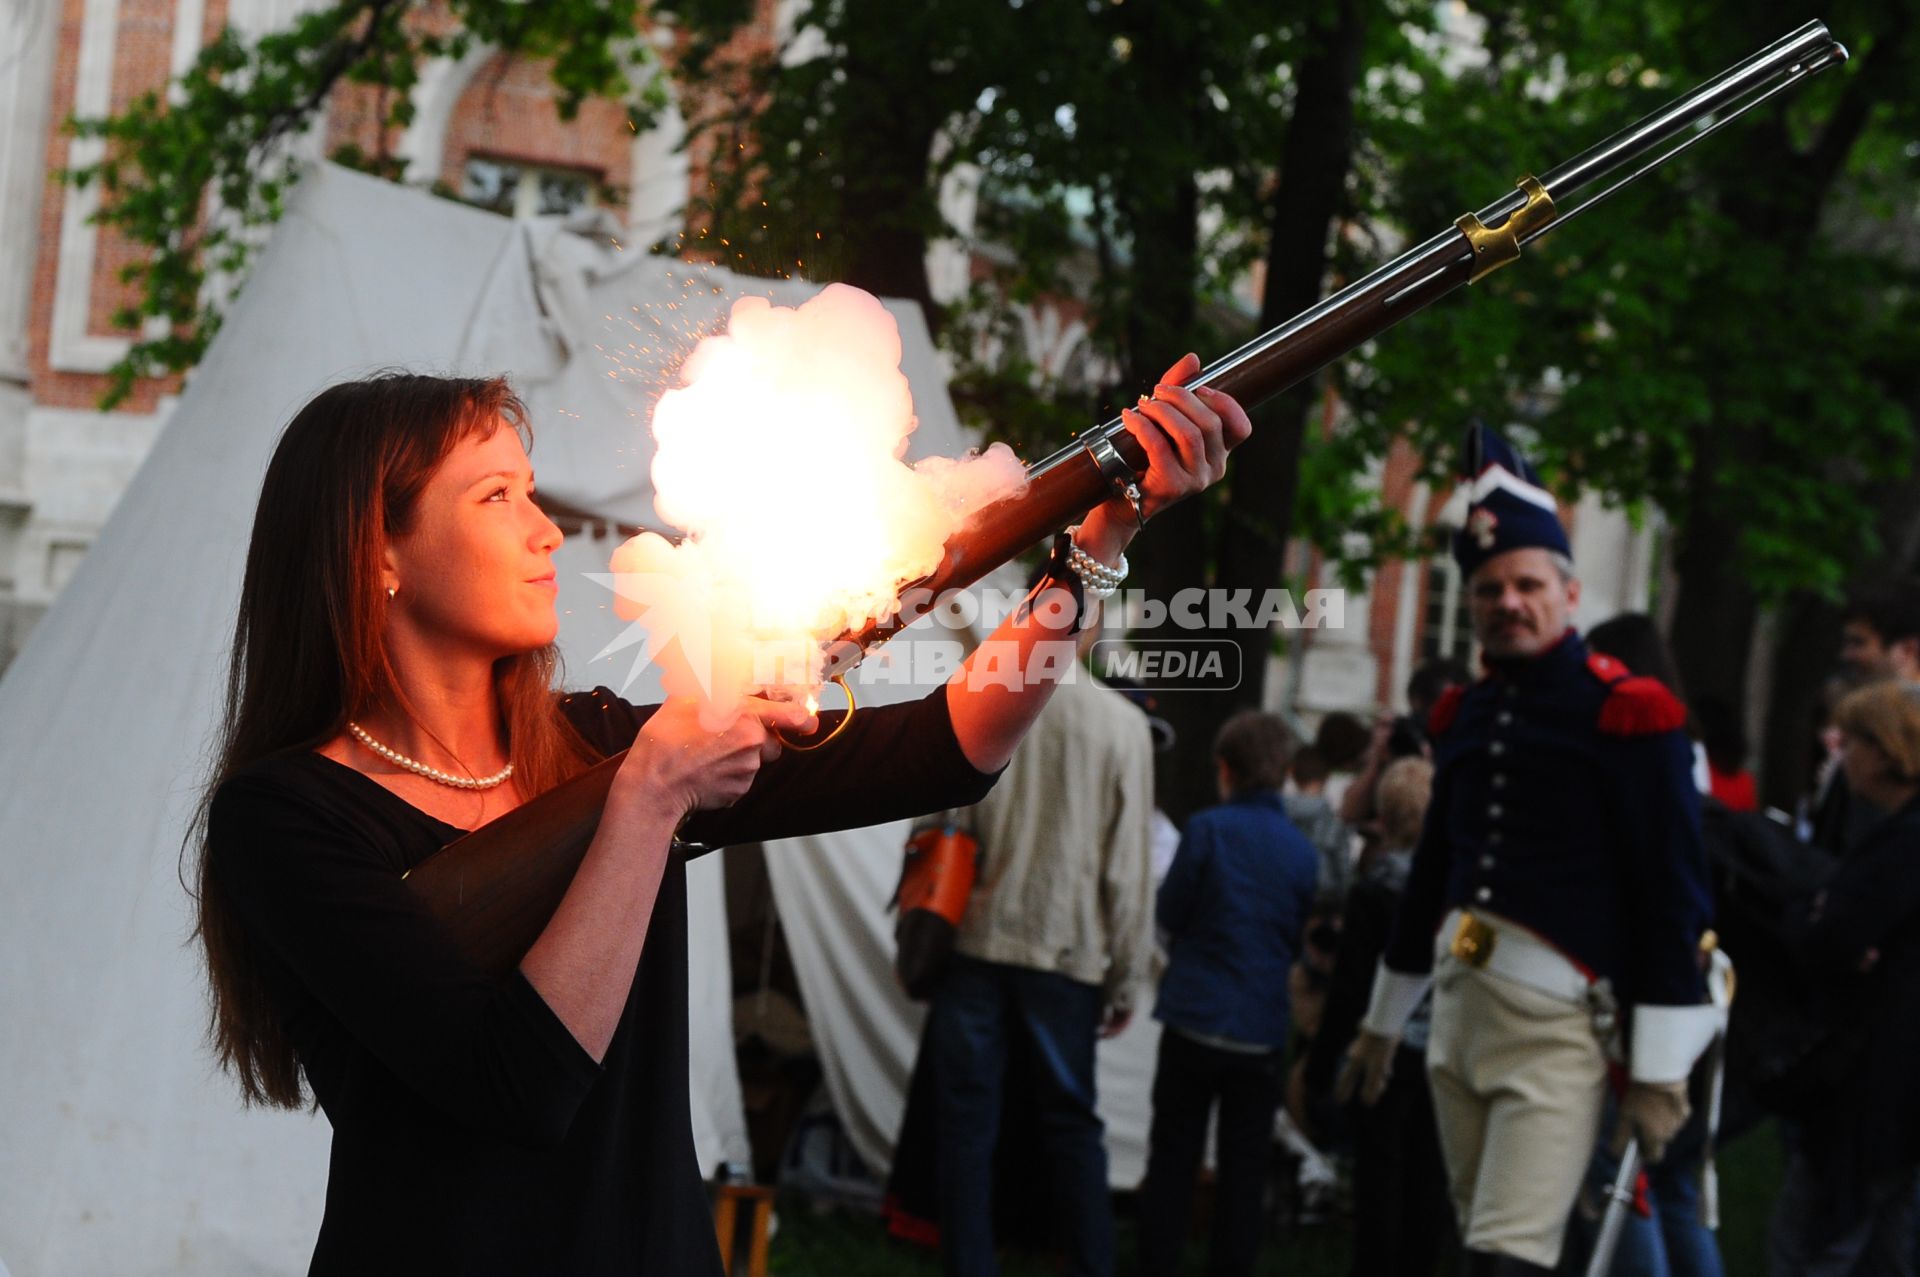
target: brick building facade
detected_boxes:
[0,0,1658,714]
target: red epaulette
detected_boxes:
[1590,652,1687,736]
[1428,684,1466,737]
[1586,652,1629,683]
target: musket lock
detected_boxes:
[1456,175,1557,283]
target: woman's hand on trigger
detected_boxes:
[618,696,818,819]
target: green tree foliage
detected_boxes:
[1344,5,1916,598]
[666,1,1322,386]
[1332,2,1918,764]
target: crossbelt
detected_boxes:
[1438,907,1591,1004]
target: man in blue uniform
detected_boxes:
[1337,427,1717,1275]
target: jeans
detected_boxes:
[1581,1143,1724,1276]
[1572,1085,1723,1277]
[1136,1027,1284,1277]
[929,955,1113,1277]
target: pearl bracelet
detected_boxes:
[1066,527,1127,601]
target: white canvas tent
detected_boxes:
[0,162,1166,1276]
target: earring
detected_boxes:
[386,586,396,602]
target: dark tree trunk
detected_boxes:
[1760,405,1920,809]
[1759,594,1842,812]
[841,212,940,333]
[1134,0,1370,820]
[832,19,948,329]
[1666,4,1910,795]
[1663,17,1819,745]
[1667,422,1760,714]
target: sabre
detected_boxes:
[407,23,1849,977]
[1586,1137,1642,1277]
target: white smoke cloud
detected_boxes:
[604,283,1026,723]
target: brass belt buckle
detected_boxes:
[1451,911,1496,968]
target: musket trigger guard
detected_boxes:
[1083,433,1148,529]
[1455,174,1557,284]
[773,674,856,753]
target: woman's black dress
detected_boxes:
[208,686,998,1275]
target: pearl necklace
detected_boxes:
[346,721,514,791]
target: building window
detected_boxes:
[460,157,598,219]
[1419,556,1475,663]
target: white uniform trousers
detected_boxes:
[1424,948,1610,1267]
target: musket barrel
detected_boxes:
[1536,21,1842,205]
[1190,22,1844,416]
[833,23,1848,677]
[1023,22,1846,495]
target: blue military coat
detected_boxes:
[1383,630,1712,1012]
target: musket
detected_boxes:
[408,23,1848,977]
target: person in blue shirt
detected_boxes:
[1136,710,1321,1277]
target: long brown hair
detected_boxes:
[188,372,600,1108]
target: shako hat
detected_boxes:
[1451,422,1571,579]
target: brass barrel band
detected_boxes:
[1456,175,1558,283]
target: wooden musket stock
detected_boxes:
[409,23,1847,976]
